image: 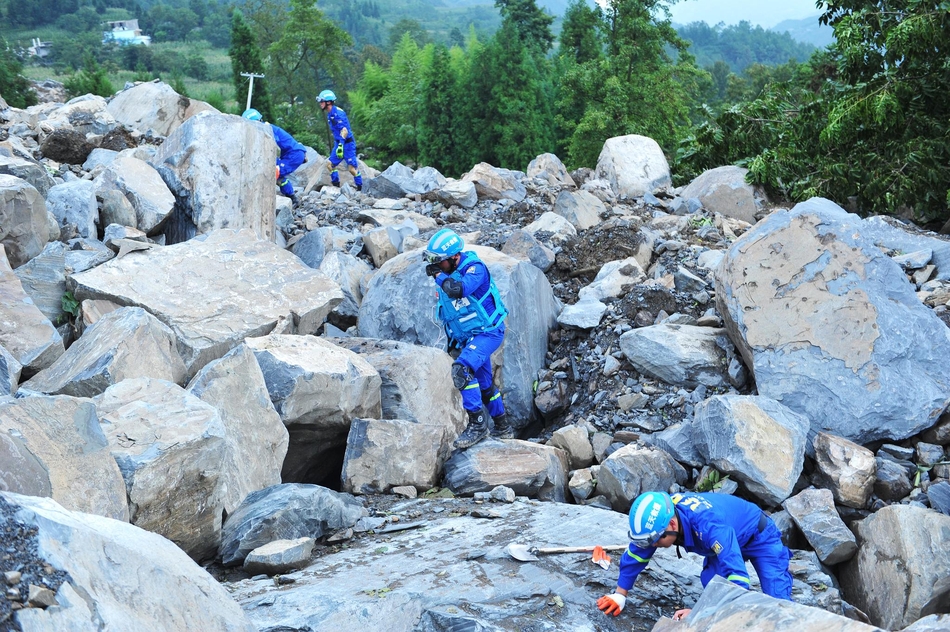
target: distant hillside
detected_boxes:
[770,14,834,48]
[675,20,816,73]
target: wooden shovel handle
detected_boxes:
[534,544,628,554]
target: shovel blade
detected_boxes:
[505,543,538,562]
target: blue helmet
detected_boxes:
[628,491,676,548]
[242,108,263,121]
[317,89,337,103]
[424,228,464,263]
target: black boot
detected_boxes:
[290,193,301,208]
[454,410,489,449]
[491,414,515,440]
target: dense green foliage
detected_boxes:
[0,35,38,107]
[676,21,816,72]
[63,52,114,97]
[676,2,950,223]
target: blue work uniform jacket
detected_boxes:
[270,124,306,160]
[617,492,764,592]
[326,105,355,145]
[434,251,506,345]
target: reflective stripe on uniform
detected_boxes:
[726,574,750,585]
[624,550,649,563]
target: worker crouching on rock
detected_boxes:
[598,491,793,621]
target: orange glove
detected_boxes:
[597,593,625,616]
[591,545,611,569]
[276,165,280,179]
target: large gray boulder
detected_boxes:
[21,307,186,398]
[692,395,809,506]
[0,343,21,395]
[13,240,67,324]
[552,190,604,230]
[151,112,277,244]
[0,154,55,197]
[46,179,98,239]
[219,483,367,566]
[94,154,175,235]
[839,504,950,629]
[812,432,876,509]
[0,245,64,377]
[334,337,466,436]
[2,492,254,631]
[245,334,381,483]
[341,418,449,494]
[462,162,527,202]
[664,576,881,632]
[596,444,688,512]
[107,80,218,137]
[443,440,569,502]
[619,324,733,389]
[357,246,560,425]
[526,153,575,187]
[680,165,765,225]
[715,198,950,444]
[783,487,857,566]
[0,174,50,268]
[68,229,343,379]
[0,396,129,521]
[95,377,228,560]
[595,134,671,198]
[187,344,289,514]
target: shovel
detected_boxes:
[505,543,628,562]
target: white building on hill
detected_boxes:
[102,19,151,46]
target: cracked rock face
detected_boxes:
[716,198,950,444]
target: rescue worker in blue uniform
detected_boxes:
[317,89,363,192]
[598,491,793,621]
[424,228,514,448]
[242,108,307,206]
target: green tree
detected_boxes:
[351,33,431,164]
[418,44,459,173]
[0,36,38,109]
[559,0,603,64]
[495,0,555,52]
[557,0,699,168]
[229,9,273,120]
[677,3,950,224]
[63,53,114,99]
[266,0,352,112]
[386,18,430,53]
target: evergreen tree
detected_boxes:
[462,20,555,168]
[559,0,603,64]
[494,0,555,53]
[418,44,458,174]
[229,9,273,119]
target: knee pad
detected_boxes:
[451,362,474,390]
[326,161,336,173]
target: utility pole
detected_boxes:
[240,72,265,111]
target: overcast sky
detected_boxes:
[666,0,824,28]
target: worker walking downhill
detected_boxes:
[317,89,363,192]
[242,108,307,207]
[423,229,515,448]
[598,491,793,621]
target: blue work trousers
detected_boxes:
[277,149,306,196]
[456,326,505,417]
[329,141,362,186]
[699,519,793,600]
